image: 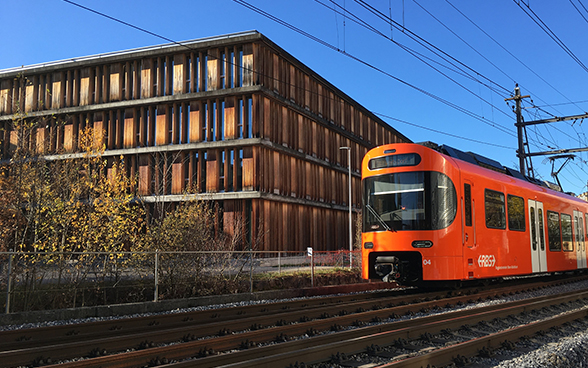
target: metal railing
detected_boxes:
[0,249,361,314]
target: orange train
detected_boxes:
[361,142,588,287]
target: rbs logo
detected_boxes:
[478,255,496,268]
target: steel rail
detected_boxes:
[380,303,588,367]
[201,289,588,368]
[32,281,586,368]
[0,285,404,351]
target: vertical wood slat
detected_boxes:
[172,162,183,194]
[138,156,152,195]
[116,109,124,149]
[93,113,105,147]
[73,69,80,107]
[95,67,103,104]
[80,68,91,106]
[63,116,77,152]
[155,105,168,146]
[190,52,197,93]
[165,55,173,96]
[242,147,254,190]
[133,60,140,100]
[124,62,131,100]
[35,127,46,154]
[242,44,254,87]
[148,106,156,146]
[189,101,201,142]
[0,80,12,114]
[141,59,153,99]
[180,102,189,144]
[224,97,236,139]
[172,103,180,144]
[139,108,148,146]
[110,64,121,102]
[173,54,186,95]
[207,49,219,91]
[24,78,36,112]
[123,109,135,148]
[52,72,63,109]
[156,57,164,97]
[206,150,219,192]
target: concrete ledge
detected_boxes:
[0,282,397,326]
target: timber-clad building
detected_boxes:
[0,31,410,252]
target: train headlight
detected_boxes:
[364,242,374,249]
[412,240,433,248]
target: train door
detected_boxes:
[463,181,475,248]
[574,211,586,269]
[528,200,547,273]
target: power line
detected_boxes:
[413,0,516,87]
[446,0,582,116]
[234,0,518,138]
[376,113,514,149]
[322,0,507,96]
[569,0,588,24]
[317,0,513,117]
[353,0,511,95]
[515,0,588,74]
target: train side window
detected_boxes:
[530,208,537,251]
[561,213,574,251]
[585,214,588,241]
[464,184,472,226]
[484,189,505,229]
[577,215,585,252]
[538,208,545,251]
[507,194,525,231]
[547,211,561,251]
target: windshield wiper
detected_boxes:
[365,203,393,232]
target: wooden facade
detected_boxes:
[0,31,410,252]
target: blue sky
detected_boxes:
[2,0,588,194]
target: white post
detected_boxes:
[340,146,353,268]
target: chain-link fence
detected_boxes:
[0,250,361,313]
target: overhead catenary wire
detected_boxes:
[234,0,519,139]
[352,0,511,95]
[412,0,516,88]
[446,0,583,116]
[515,0,588,74]
[446,0,588,163]
[376,113,513,149]
[319,0,512,103]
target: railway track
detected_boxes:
[1,277,587,368]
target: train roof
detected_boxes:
[417,141,566,194]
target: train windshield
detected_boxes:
[363,171,457,231]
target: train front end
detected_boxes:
[361,143,462,286]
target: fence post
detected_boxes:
[154,250,159,302]
[311,251,314,287]
[5,249,13,314]
[307,247,314,287]
[278,251,281,274]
